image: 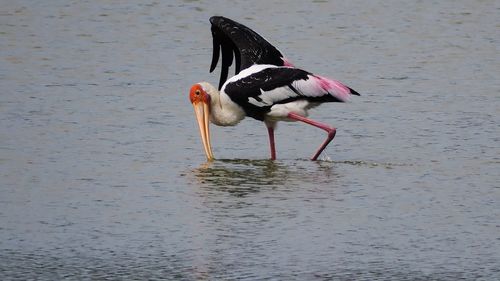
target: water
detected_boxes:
[1,0,499,279]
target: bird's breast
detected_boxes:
[209,99,246,126]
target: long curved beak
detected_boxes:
[192,101,214,161]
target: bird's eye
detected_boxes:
[195,90,201,95]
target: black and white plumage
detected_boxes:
[189,16,360,161]
[223,64,359,122]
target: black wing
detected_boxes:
[209,16,289,90]
[223,66,348,121]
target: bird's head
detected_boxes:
[189,83,215,161]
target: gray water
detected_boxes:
[1,0,499,280]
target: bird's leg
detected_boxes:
[287,112,336,161]
[266,125,277,160]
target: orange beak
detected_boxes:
[192,100,215,161]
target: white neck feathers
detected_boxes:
[198,82,245,126]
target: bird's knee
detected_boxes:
[327,127,336,139]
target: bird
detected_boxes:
[189,16,360,161]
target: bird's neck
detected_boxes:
[200,82,245,126]
[209,90,246,126]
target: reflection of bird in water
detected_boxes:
[193,160,286,195]
[189,159,340,197]
[189,16,360,161]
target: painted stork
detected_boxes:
[189,16,360,161]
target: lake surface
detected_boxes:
[1,0,499,280]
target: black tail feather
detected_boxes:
[349,87,361,96]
